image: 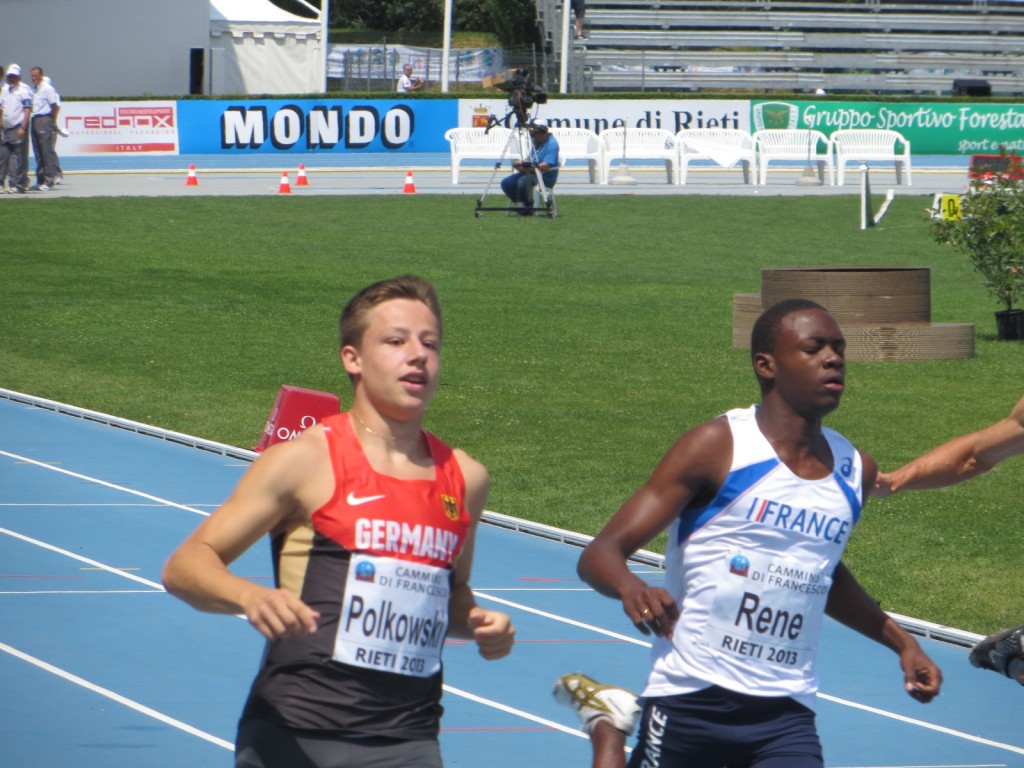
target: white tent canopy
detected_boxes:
[209,0,326,95]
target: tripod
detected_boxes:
[473,113,557,219]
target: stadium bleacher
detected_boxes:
[534,0,1024,95]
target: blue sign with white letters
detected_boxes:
[177,99,457,154]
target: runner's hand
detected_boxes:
[901,646,942,703]
[243,586,320,640]
[623,585,678,638]
[468,607,515,660]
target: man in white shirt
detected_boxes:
[396,64,424,93]
[0,63,33,193]
[30,66,61,191]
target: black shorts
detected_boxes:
[626,686,823,768]
[571,0,585,18]
[236,718,442,768]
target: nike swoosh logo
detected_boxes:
[347,492,386,506]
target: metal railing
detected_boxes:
[326,43,541,93]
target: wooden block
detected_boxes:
[732,290,975,360]
[760,266,931,325]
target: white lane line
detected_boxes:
[0,641,233,751]
[442,684,587,739]
[474,591,1024,757]
[0,503,218,508]
[818,692,1024,755]
[0,449,212,517]
[0,590,160,595]
[441,684,635,754]
[0,528,241,750]
[475,591,651,647]
[0,527,164,590]
[470,588,596,592]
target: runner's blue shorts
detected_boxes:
[626,685,823,768]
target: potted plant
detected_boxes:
[930,149,1024,340]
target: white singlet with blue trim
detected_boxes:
[642,405,863,711]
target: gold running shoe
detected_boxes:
[553,672,641,735]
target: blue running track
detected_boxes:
[1,389,1021,768]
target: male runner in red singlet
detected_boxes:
[163,275,515,768]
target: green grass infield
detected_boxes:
[3,193,1019,635]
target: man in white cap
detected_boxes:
[500,119,559,215]
[0,64,33,193]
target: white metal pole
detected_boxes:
[289,0,330,92]
[560,0,572,93]
[442,0,453,93]
[320,0,330,92]
[859,163,870,230]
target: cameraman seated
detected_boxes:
[501,120,559,216]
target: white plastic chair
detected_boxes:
[600,127,678,184]
[549,127,605,184]
[676,128,756,185]
[444,126,514,184]
[752,129,835,186]
[831,129,912,186]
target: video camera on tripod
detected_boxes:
[472,68,556,218]
[496,68,548,128]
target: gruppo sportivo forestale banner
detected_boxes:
[50,97,1024,158]
[752,100,1024,155]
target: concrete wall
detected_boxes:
[0,0,209,98]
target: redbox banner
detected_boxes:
[56,101,179,156]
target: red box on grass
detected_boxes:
[255,385,340,452]
[969,153,1024,181]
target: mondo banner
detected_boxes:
[177,99,457,155]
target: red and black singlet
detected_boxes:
[240,413,471,739]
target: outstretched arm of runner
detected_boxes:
[874,395,1024,497]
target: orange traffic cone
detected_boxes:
[185,164,199,186]
[403,170,416,194]
[296,164,309,186]
[278,171,292,194]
